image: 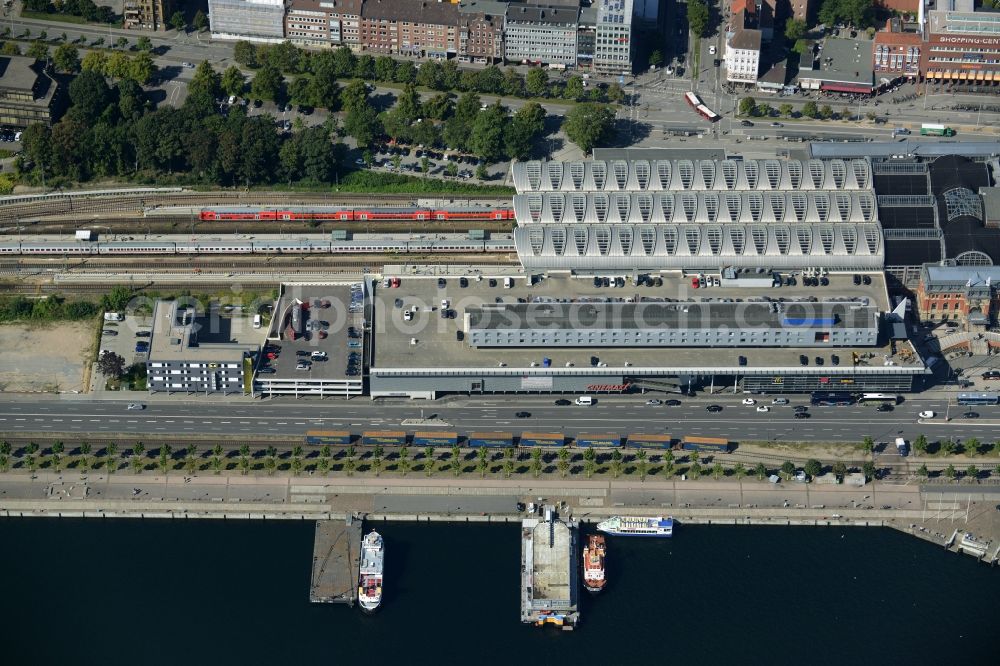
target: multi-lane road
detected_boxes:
[0,394,997,444]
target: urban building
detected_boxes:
[756,62,788,93]
[209,0,287,42]
[796,37,875,94]
[780,0,811,23]
[504,4,579,67]
[369,272,924,399]
[725,27,762,84]
[123,0,175,31]
[877,0,919,11]
[593,0,634,74]
[360,0,460,59]
[0,56,62,128]
[284,0,363,48]
[731,0,773,42]
[872,17,921,83]
[146,300,259,395]
[916,264,1000,327]
[577,4,597,67]
[253,284,365,398]
[458,0,507,63]
[924,0,1000,85]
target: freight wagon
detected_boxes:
[411,432,459,447]
[362,431,408,447]
[626,434,674,449]
[573,433,622,448]
[680,436,732,453]
[517,432,565,447]
[466,432,514,448]
[304,430,352,446]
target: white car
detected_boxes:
[126,403,145,410]
[756,405,770,413]
[311,351,328,360]
[709,45,717,55]
[742,398,756,406]
[645,399,662,406]
[919,410,935,419]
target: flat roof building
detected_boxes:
[0,56,62,128]
[285,0,363,49]
[797,37,875,94]
[504,4,580,67]
[925,4,1000,85]
[146,300,261,395]
[209,0,287,42]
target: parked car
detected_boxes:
[102,329,118,336]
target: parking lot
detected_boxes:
[94,314,152,393]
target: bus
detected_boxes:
[810,391,856,406]
[858,393,900,405]
[956,392,999,406]
[684,92,721,122]
[920,123,955,137]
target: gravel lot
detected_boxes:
[0,322,94,393]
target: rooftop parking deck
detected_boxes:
[371,270,924,374]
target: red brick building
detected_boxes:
[873,18,921,82]
[458,0,506,63]
[916,265,1000,327]
[360,0,460,59]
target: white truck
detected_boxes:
[895,437,909,457]
[75,229,95,241]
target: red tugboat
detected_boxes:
[582,534,607,593]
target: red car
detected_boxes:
[691,277,699,289]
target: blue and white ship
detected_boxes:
[597,516,673,537]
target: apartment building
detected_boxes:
[209,0,287,42]
[458,0,507,63]
[124,0,175,31]
[593,0,633,74]
[285,0,362,48]
[873,17,921,82]
[360,0,460,59]
[504,4,579,67]
[724,27,762,84]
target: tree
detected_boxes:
[780,460,795,480]
[944,463,957,481]
[526,68,548,98]
[712,462,725,480]
[159,443,172,474]
[802,101,819,118]
[531,447,543,478]
[738,96,756,117]
[221,66,246,98]
[917,464,929,479]
[127,52,156,85]
[563,103,614,155]
[861,460,876,481]
[170,11,187,33]
[965,438,981,456]
[687,0,710,38]
[80,442,92,471]
[832,461,848,480]
[397,446,410,476]
[477,447,489,478]
[96,351,126,378]
[563,75,585,101]
[423,446,435,477]
[610,448,623,478]
[189,61,221,100]
[649,49,664,69]
[344,99,381,148]
[193,10,209,32]
[137,36,152,52]
[637,449,648,481]
[502,68,525,97]
[1,42,20,56]
[469,102,508,163]
[733,462,746,479]
[606,82,625,104]
[966,465,979,482]
[689,461,702,479]
[785,18,806,42]
[451,445,462,477]
[27,41,48,61]
[913,434,928,455]
[779,103,793,117]
[756,103,773,118]
[234,41,258,68]
[819,105,834,120]
[583,447,597,479]
[804,459,822,478]
[862,436,874,456]
[557,446,570,478]
[251,63,283,102]
[52,43,80,73]
[106,443,118,473]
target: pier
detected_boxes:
[520,506,579,629]
[309,516,363,606]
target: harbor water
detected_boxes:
[2,518,998,665]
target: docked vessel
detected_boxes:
[582,534,607,593]
[597,516,674,537]
[358,531,384,613]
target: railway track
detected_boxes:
[0,191,509,225]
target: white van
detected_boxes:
[103,312,124,322]
[253,314,262,329]
[574,396,593,406]
[503,277,513,288]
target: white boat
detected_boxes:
[358,531,384,613]
[597,515,673,537]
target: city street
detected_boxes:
[0,393,998,443]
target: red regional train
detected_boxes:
[199,208,516,222]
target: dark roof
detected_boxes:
[811,141,1000,159]
[879,207,936,229]
[505,3,578,24]
[884,239,943,267]
[928,156,996,263]
[287,0,362,12]
[0,56,40,92]
[363,0,459,24]
[729,27,762,51]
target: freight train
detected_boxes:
[197,207,516,221]
[0,238,517,256]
